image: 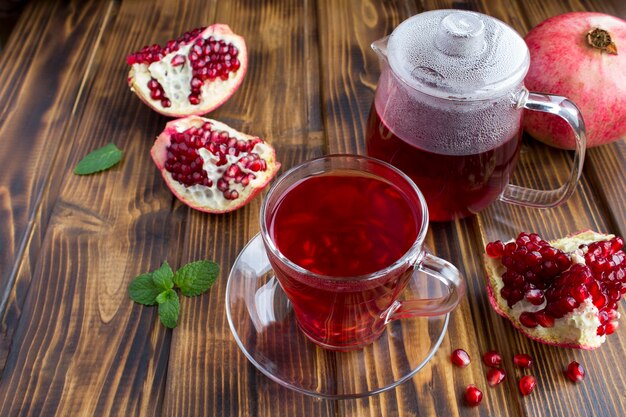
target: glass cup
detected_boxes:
[260,155,466,351]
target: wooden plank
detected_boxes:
[0,0,199,415]
[317,0,626,416]
[0,0,114,371]
[476,1,626,417]
[159,0,329,416]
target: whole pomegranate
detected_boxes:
[524,12,626,149]
[151,116,280,213]
[484,230,625,349]
[127,24,247,117]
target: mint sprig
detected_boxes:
[74,143,123,175]
[174,260,219,296]
[128,260,219,328]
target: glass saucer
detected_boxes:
[225,233,450,399]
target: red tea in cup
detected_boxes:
[260,155,465,350]
[269,171,420,347]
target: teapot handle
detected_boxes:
[499,90,586,208]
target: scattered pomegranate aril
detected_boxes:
[518,375,537,396]
[451,349,471,367]
[565,361,585,383]
[484,231,626,349]
[513,353,533,368]
[486,368,506,387]
[151,116,280,213]
[127,24,247,117]
[482,350,502,367]
[464,385,483,406]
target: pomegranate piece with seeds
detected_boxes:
[484,231,626,349]
[565,361,585,383]
[127,24,247,117]
[151,116,280,213]
[451,349,471,367]
[464,385,483,406]
[519,375,537,396]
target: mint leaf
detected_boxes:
[152,261,174,291]
[128,273,161,305]
[74,143,123,175]
[174,260,219,297]
[157,289,179,328]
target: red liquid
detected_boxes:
[366,105,521,221]
[268,172,421,349]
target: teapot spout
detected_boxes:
[371,36,389,62]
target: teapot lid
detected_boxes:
[387,10,529,100]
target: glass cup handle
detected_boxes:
[384,253,466,322]
[500,90,587,208]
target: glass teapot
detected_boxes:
[365,10,586,222]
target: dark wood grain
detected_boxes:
[159,1,328,417]
[0,0,624,416]
[0,0,179,415]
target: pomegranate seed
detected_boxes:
[525,289,545,305]
[534,310,555,328]
[565,361,585,383]
[482,350,502,367]
[189,95,200,105]
[513,353,533,368]
[487,368,506,386]
[170,54,186,66]
[248,160,263,172]
[605,320,619,335]
[450,349,471,367]
[518,375,537,396]
[486,241,505,258]
[519,312,538,328]
[464,385,483,406]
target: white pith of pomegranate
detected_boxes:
[524,12,626,149]
[151,116,280,213]
[484,230,625,349]
[127,24,247,117]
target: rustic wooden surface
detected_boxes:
[0,0,625,416]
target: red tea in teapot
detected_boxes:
[364,10,580,221]
[366,104,521,221]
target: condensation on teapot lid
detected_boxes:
[387,10,529,100]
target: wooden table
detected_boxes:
[1,0,625,416]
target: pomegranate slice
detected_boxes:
[484,230,625,349]
[151,116,280,213]
[127,24,247,117]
